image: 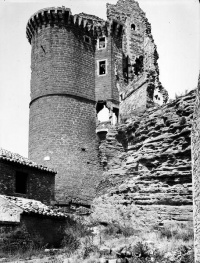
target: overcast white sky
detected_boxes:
[0,0,199,157]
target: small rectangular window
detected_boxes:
[99,60,106,75]
[99,37,106,49]
[84,35,91,44]
[15,171,28,194]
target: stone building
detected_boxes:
[26,0,167,206]
[0,195,68,247]
[0,148,56,205]
[0,148,70,247]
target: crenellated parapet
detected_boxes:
[26,7,72,43]
[26,7,123,44]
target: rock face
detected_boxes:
[192,73,200,263]
[97,90,195,223]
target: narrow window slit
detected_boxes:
[131,24,136,31]
[99,61,106,75]
[41,45,46,53]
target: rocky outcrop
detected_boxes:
[97,90,196,223]
[192,73,200,263]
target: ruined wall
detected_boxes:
[0,160,55,205]
[26,1,169,206]
[120,75,148,119]
[107,0,168,119]
[98,90,195,223]
[192,74,200,262]
[112,32,123,104]
[27,7,102,205]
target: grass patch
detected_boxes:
[0,196,194,263]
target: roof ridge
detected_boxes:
[0,147,56,173]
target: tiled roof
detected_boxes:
[0,148,56,173]
[1,195,67,218]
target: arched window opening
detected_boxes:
[96,102,109,122]
[113,107,119,125]
[98,106,109,122]
[131,24,136,31]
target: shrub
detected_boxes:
[61,227,81,252]
[132,241,151,259]
[179,116,186,125]
[61,216,94,253]
[164,245,194,263]
[90,195,146,235]
[90,194,159,239]
[0,224,44,253]
[81,236,99,259]
[158,221,194,241]
[102,223,136,238]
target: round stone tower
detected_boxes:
[26,7,102,205]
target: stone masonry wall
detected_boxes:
[107,0,167,118]
[29,96,101,204]
[21,214,67,247]
[0,160,55,205]
[95,35,113,102]
[192,73,200,263]
[0,215,68,248]
[30,25,95,102]
[97,90,195,223]
[112,33,123,104]
[95,33,122,105]
[120,76,147,120]
[28,8,102,205]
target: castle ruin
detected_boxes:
[26,0,167,206]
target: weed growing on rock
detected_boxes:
[90,194,147,237]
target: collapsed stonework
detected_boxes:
[97,90,195,223]
[106,0,168,120]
